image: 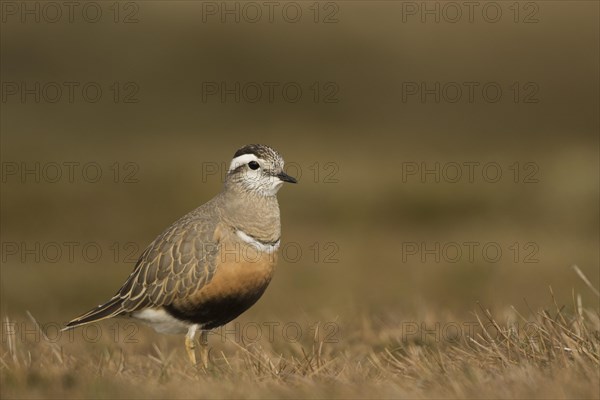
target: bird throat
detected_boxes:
[218,187,281,244]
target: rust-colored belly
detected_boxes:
[166,249,277,329]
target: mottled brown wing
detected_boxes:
[115,211,222,312]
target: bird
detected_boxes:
[63,144,297,367]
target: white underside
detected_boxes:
[236,230,280,254]
[132,308,190,334]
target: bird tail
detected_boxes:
[62,297,124,331]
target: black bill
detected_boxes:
[277,172,298,183]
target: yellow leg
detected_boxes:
[185,325,198,365]
[199,330,209,368]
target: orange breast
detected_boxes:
[167,243,278,329]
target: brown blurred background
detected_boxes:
[1,1,598,332]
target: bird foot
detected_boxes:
[185,328,210,369]
[185,335,197,366]
[199,331,209,369]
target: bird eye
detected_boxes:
[248,161,260,170]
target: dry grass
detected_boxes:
[2,282,598,399]
[2,3,598,398]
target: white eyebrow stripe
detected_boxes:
[236,230,280,254]
[228,154,260,172]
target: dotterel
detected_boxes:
[64,144,297,367]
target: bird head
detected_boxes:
[225,144,297,196]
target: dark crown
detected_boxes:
[233,144,280,161]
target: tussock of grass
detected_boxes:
[1,282,598,399]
